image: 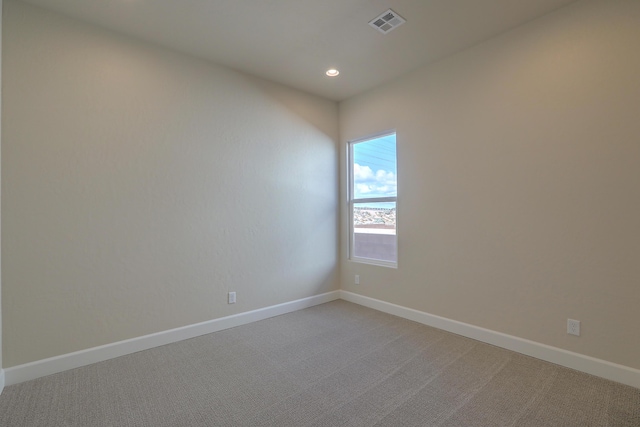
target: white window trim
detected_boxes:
[348,130,398,268]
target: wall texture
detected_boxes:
[340,0,640,370]
[0,0,4,391]
[2,0,338,367]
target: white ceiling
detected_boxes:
[20,0,579,101]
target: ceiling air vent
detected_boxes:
[368,9,406,34]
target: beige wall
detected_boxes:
[0,0,4,387]
[340,0,640,370]
[4,0,639,375]
[2,0,339,367]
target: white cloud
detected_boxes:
[376,170,396,187]
[356,183,372,194]
[354,163,397,197]
[354,163,374,181]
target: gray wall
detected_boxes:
[353,233,397,263]
[0,0,4,392]
[2,0,339,367]
[4,0,640,377]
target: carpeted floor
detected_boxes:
[0,300,639,426]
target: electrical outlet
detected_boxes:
[228,292,236,304]
[355,275,360,285]
[567,319,580,336]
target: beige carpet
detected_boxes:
[0,300,638,426]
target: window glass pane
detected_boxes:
[353,134,397,199]
[353,201,396,263]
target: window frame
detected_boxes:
[348,130,398,268]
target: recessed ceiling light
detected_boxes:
[326,69,340,77]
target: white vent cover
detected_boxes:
[368,9,406,34]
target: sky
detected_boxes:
[352,133,397,205]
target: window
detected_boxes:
[348,131,397,267]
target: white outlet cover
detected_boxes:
[355,275,360,285]
[567,319,580,336]
[228,292,236,304]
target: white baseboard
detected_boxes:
[4,291,340,386]
[5,289,639,390]
[339,290,640,389]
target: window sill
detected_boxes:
[349,257,398,269]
